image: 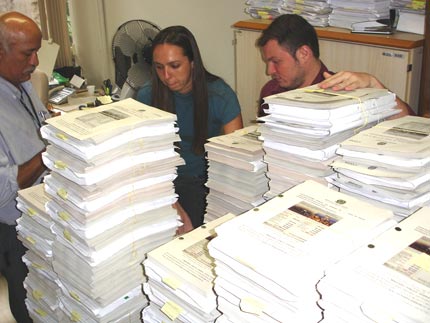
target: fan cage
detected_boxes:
[112,19,161,90]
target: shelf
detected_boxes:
[233,20,424,49]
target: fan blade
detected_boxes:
[127,62,152,90]
[113,32,136,57]
[113,46,131,88]
[143,27,159,41]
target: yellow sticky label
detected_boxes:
[58,211,71,222]
[236,257,255,270]
[305,88,325,93]
[57,188,68,200]
[162,276,181,290]
[32,289,43,300]
[54,160,67,170]
[55,133,68,140]
[64,229,72,242]
[31,262,44,270]
[71,310,81,322]
[412,253,430,272]
[27,207,37,216]
[35,308,47,317]
[26,236,36,245]
[240,297,265,315]
[70,291,80,301]
[161,300,183,321]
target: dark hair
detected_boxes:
[257,14,319,59]
[150,25,218,155]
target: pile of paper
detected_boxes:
[244,0,286,19]
[392,0,426,34]
[204,126,269,222]
[39,99,184,322]
[282,0,332,26]
[391,0,426,14]
[328,0,391,29]
[142,214,235,323]
[259,85,398,198]
[15,184,62,323]
[208,180,396,322]
[328,115,430,220]
[318,206,430,322]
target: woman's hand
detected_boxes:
[173,201,194,235]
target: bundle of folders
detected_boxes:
[16,184,61,322]
[328,0,391,29]
[204,125,268,223]
[282,0,332,27]
[328,115,430,220]
[207,180,397,322]
[318,206,430,322]
[39,98,184,323]
[259,85,399,199]
[141,213,235,323]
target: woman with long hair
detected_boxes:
[137,25,243,231]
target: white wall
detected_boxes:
[69,0,249,91]
[0,0,39,24]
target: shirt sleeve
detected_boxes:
[0,135,19,208]
[136,83,152,105]
[210,79,241,126]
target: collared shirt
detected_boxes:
[0,76,48,224]
[258,62,331,117]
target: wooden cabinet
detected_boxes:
[233,20,424,126]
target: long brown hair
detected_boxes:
[150,26,218,155]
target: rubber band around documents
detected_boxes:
[304,88,369,133]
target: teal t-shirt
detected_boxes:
[136,78,241,177]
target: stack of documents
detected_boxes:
[318,206,430,322]
[259,85,398,198]
[15,184,62,323]
[204,126,269,222]
[328,0,391,29]
[39,99,183,322]
[244,0,285,19]
[282,0,332,26]
[328,116,430,219]
[392,0,426,34]
[207,180,396,322]
[142,214,235,323]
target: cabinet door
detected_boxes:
[319,39,422,112]
[234,29,271,126]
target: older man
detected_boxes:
[0,11,48,323]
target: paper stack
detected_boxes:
[318,206,430,323]
[207,180,396,322]
[15,184,62,323]
[392,0,426,34]
[39,98,184,322]
[244,0,285,19]
[328,116,430,220]
[204,126,269,222]
[282,0,332,26]
[328,0,391,29]
[142,213,235,323]
[259,85,398,198]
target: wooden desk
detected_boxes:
[51,91,98,113]
[233,20,424,126]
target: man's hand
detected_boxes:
[319,71,414,118]
[319,71,385,91]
